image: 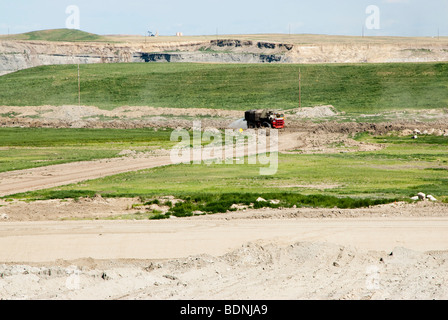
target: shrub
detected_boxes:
[166,192,400,216]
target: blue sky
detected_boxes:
[1,0,447,37]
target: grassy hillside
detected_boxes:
[0,29,103,42]
[1,62,447,113]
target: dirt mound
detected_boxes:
[0,198,141,221]
[3,106,448,134]
[0,105,241,129]
[44,105,102,121]
[1,240,447,300]
[294,105,338,118]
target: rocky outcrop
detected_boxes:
[1,38,448,75]
[135,52,289,63]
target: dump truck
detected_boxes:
[244,109,285,129]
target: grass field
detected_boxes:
[1,62,447,113]
[0,128,174,172]
[7,133,448,214]
[0,127,173,147]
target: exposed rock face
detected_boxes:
[135,52,289,63]
[1,38,448,75]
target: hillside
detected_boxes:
[0,62,447,113]
[0,29,103,42]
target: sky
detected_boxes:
[0,0,447,37]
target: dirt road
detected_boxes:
[0,155,172,197]
[1,217,448,263]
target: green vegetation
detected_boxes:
[8,133,448,214]
[0,128,174,172]
[0,127,173,147]
[0,29,103,42]
[0,148,120,173]
[166,193,397,217]
[369,134,448,146]
[1,62,447,113]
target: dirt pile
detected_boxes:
[0,105,240,129]
[3,105,448,133]
[0,198,141,221]
[285,119,448,136]
[282,131,384,154]
[294,105,338,118]
[1,241,447,300]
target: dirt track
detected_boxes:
[0,155,171,197]
[2,215,448,263]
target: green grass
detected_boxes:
[0,128,175,172]
[8,134,448,210]
[165,193,397,217]
[1,62,448,113]
[0,29,103,42]
[0,127,173,147]
[370,135,448,146]
[0,148,120,173]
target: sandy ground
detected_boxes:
[1,205,448,300]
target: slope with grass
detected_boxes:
[0,29,104,42]
[1,62,448,114]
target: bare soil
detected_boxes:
[1,205,448,300]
